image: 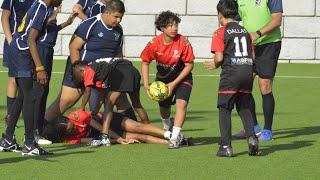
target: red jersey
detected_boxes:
[65,110,92,144]
[140,34,195,81]
[83,66,105,88]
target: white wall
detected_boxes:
[1,0,319,63]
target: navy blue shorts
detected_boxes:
[62,58,84,88]
[37,44,54,80]
[2,40,10,68]
[8,44,34,78]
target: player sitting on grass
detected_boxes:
[140,11,195,149]
[43,109,193,146]
[204,0,259,157]
[72,58,149,146]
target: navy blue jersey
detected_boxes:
[38,7,60,47]
[86,0,106,18]
[268,0,283,13]
[1,0,35,34]
[77,0,96,16]
[13,0,50,50]
[75,14,123,62]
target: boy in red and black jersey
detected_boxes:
[204,0,258,157]
[140,11,195,149]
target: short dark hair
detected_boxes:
[217,0,238,19]
[155,11,181,31]
[105,0,125,14]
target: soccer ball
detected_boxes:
[148,81,169,101]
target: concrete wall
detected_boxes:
[1,0,319,63]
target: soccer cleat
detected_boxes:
[258,129,273,142]
[234,130,246,139]
[216,145,233,157]
[35,134,52,145]
[0,135,22,152]
[180,137,194,146]
[247,136,259,156]
[168,134,182,149]
[234,125,262,139]
[21,144,53,156]
[162,117,174,131]
[254,125,261,136]
[88,134,111,147]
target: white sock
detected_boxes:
[171,126,181,140]
[164,131,171,139]
[161,116,173,131]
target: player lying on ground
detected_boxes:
[43,110,193,146]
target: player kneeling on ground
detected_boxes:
[72,58,149,146]
[204,0,259,157]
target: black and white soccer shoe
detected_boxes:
[21,144,53,156]
[0,134,22,152]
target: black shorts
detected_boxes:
[62,57,85,88]
[110,113,126,137]
[254,41,281,79]
[108,63,141,93]
[217,93,251,110]
[157,78,193,108]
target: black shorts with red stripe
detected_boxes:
[156,76,193,108]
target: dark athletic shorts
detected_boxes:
[157,78,193,108]
[217,93,251,110]
[254,41,281,79]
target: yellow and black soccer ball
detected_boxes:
[148,81,169,102]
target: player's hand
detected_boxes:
[203,61,216,70]
[67,13,78,25]
[166,82,177,97]
[72,4,82,14]
[36,71,48,85]
[126,139,140,144]
[56,6,61,13]
[250,32,260,41]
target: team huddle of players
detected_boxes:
[0,0,283,157]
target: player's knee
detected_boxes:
[176,99,188,110]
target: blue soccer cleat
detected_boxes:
[254,125,261,136]
[258,129,273,142]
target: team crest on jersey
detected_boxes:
[98,32,104,37]
[172,50,180,58]
[114,32,120,41]
[255,0,261,6]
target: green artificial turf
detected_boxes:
[0,60,319,179]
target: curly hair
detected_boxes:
[155,11,181,31]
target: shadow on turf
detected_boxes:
[233,140,315,157]
[192,136,220,146]
[0,150,94,165]
[272,126,320,139]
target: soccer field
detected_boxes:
[0,60,319,179]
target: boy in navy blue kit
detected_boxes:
[1,0,35,126]
[87,0,110,18]
[33,7,78,145]
[0,0,63,156]
[44,0,145,140]
[204,0,259,157]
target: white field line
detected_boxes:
[0,71,320,79]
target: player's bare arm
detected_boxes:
[141,61,150,92]
[73,4,88,21]
[29,28,47,85]
[1,9,12,44]
[69,35,86,63]
[251,12,282,41]
[80,87,91,110]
